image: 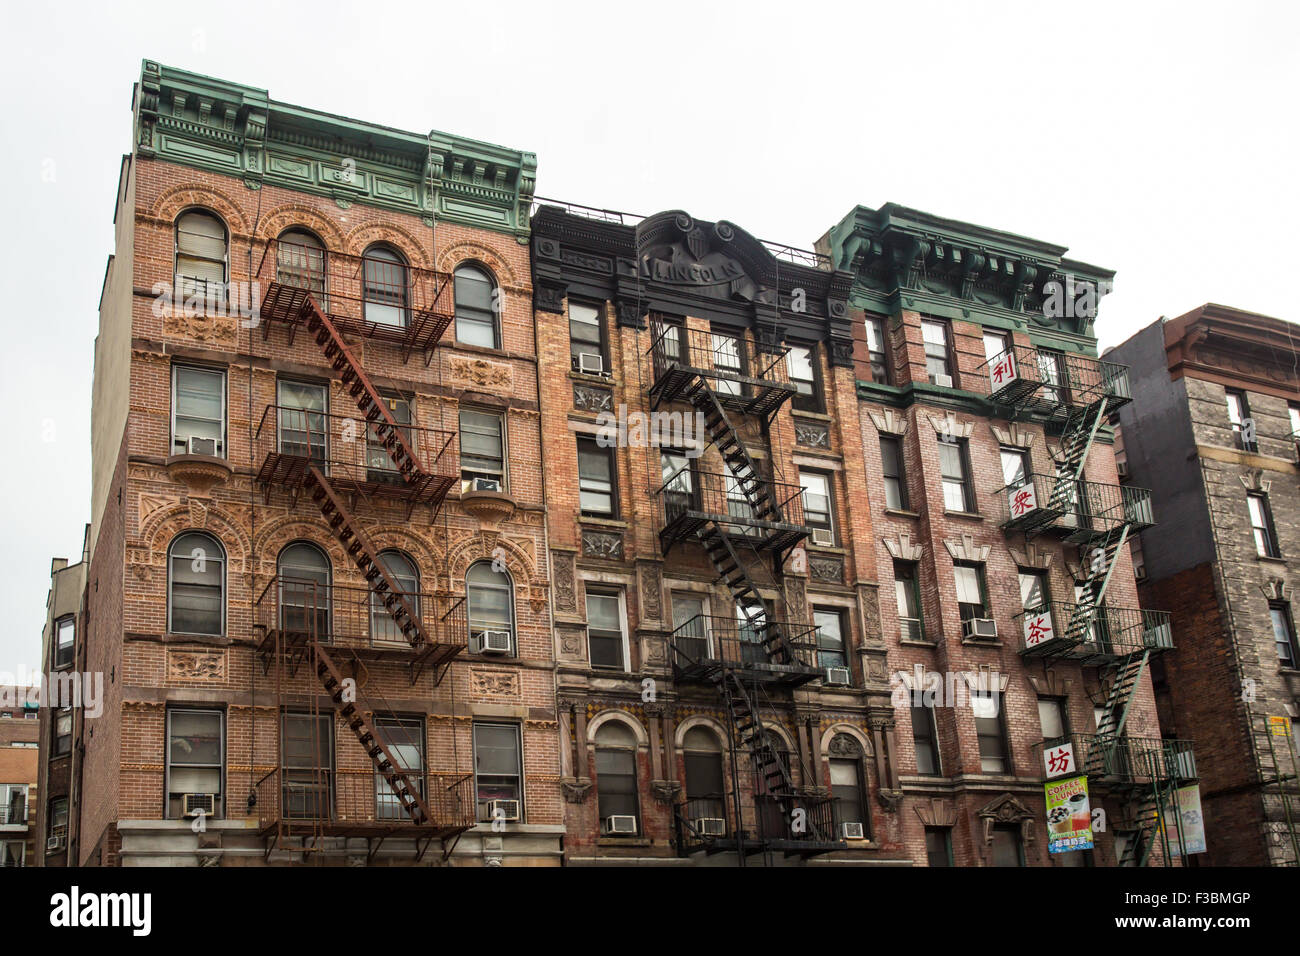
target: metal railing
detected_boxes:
[1047,734,1198,785]
[666,614,820,674]
[255,767,475,831]
[980,344,1131,411]
[673,792,843,853]
[656,468,809,533]
[995,475,1154,537]
[647,322,791,393]
[1016,603,1173,657]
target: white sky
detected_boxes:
[0,0,1296,673]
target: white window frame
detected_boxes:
[584,586,630,672]
[171,364,227,459]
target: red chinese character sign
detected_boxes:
[1023,609,1054,649]
[1008,482,1037,520]
[990,350,1017,388]
[1043,741,1075,778]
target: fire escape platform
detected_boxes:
[650,361,797,420]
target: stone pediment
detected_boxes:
[634,211,776,304]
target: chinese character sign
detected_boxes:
[1024,610,1054,649]
[1045,775,1093,854]
[990,351,1017,387]
[1044,741,1075,778]
[1009,483,1037,519]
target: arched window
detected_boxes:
[174,210,227,299]
[828,733,869,840]
[371,550,419,644]
[276,228,326,302]
[594,721,639,831]
[467,561,514,654]
[454,263,498,349]
[168,532,225,636]
[682,726,725,825]
[278,542,331,641]
[362,245,408,327]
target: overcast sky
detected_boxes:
[0,0,1296,674]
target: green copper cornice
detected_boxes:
[824,203,1115,357]
[133,60,536,239]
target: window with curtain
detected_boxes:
[1038,697,1067,743]
[277,542,331,641]
[594,722,640,828]
[1019,569,1048,612]
[1249,492,1281,557]
[371,550,419,645]
[174,210,227,298]
[362,245,408,327]
[473,722,522,821]
[169,532,225,636]
[172,365,226,458]
[953,563,988,620]
[467,562,514,653]
[455,264,498,348]
[1000,447,1029,488]
[800,471,833,539]
[972,691,1009,774]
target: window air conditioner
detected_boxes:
[824,666,851,686]
[182,793,216,817]
[187,436,219,456]
[472,478,502,493]
[696,817,726,836]
[963,618,998,639]
[603,814,638,835]
[46,835,66,852]
[933,373,954,388]
[810,527,835,547]
[486,799,520,822]
[842,821,865,840]
[578,353,605,375]
[1115,460,1129,478]
[472,629,512,655]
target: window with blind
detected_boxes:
[169,532,225,636]
[570,302,606,372]
[953,562,988,620]
[578,437,616,517]
[594,722,640,828]
[460,409,505,493]
[174,210,227,298]
[473,722,522,821]
[362,245,409,328]
[172,365,226,458]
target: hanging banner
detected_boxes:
[1045,775,1094,853]
[989,350,1017,389]
[1162,784,1207,857]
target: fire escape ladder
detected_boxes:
[685,379,779,521]
[1064,525,1130,644]
[1047,396,1110,512]
[302,464,429,649]
[312,641,433,826]
[712,669,802,833]
[698,522,792,666]
[1118,788,1163,867]
[1093,650,1149,744]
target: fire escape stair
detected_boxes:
[1047,396,1111,513]
[684,379,779,522]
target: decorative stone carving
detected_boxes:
[449,356,512,390]
[651,780,682,804]
[551,550,577,612]
[784,577,808,624]
[1262,578,1292,601]
[557,624,585,658]
[990,423,1037,449]
[460,489,517,529]
[534,282,566,313]
[809,554,844,584]
[187,497,209,528]
[877,789,904,813]
[793,419,830,449]
[914,797,958,828]
[944,533,991,563]
[581,528,623,560]
[1026,671,1073,697]
[828,733,862,757]
[638,563,663,623]
[1240,470,1271,493]
[868,408,909,436]
[882,533,924,562]
[976,793,1036,846]
[165,455,232,497]
[929,412,973,440]
[470,668,521,698]
[1008,543,1054,570]
[574,384,614,413]
[162,309,238,347]
[167,650,226,681]
[560,777,593,803]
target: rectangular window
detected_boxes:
[596,744,640,824]
[830,758,866,836]
[577,437,616,517]
[374,717,424,820]
[953,562,988,621]
[922,319,952,384]
[281,712,333,820]
[972,691,1009,774]
[787,344,822,412]
[172,365,226,458]
[1038,697,1067,742]
[473,723,522,822]
[866,317,889,384]
[711,329,744,396]
[912,705,941,775]
[1019,569,1048,612]
[1270,603,1300,668]
[460,409,505,493]
[0,784,27,827]
[991,823,1025,866]
[939,439,974,512]
[1226,390,1256,450]
[1,841,23,867]
[671,592,710,661]
[570,302,606,373]
[53,709,71,757]
[166,708,224,820]
[277,380,328,465]
[660,450,696,518]
[1249,492,1281,557]
[47,797,68,849]
[1037,350,1065,405]
[982,331,1009,366]
[814,607,848,671]
[800,471,834,542]
[54,616,75,670]
[880,437,907,510]
[586,588,627,671]
[1000,447,1030,488]
[895,561,923,641]
[925,827,953,866]
[365,395,412,484]
[1289,404,1300,439]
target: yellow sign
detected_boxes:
[1270,716,1292,737]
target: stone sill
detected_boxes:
[569,369,617,387]
[944,510,984,521]
[806,543,847,556]
[580,516,628,530]
[597,836,651,847]
[961,638,1003,648]
[1257,555,1289,566]
[884,508,921,519]
[898,638,938,648]
[792,410,834,423]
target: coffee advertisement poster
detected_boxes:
[1045,775,1094,854]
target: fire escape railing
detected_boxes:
[1015,602,1173,660]
[979,344,1132,413]
[666,614,821,680]
[255,767,475,832]
[996,475,1154,541]
[647,322,795,420]
[655,468,810,552]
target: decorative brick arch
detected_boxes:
[446,533,535,587]
[148,184,250,237]
[674,714,729,749]
[255,204,349,249]
[437,241,519,289]
[251,516,350,573]
[140,502,250,568]
[820,722,875,759]
[587,709,649,747]
[366,527,443,582]
[342,222,432,268]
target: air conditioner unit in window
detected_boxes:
[471,477,502,493]
[696,817,726,836]
[963,617,998,639]
[486,798,520,822]
[472,629,512,655]
[933,373,954,388]
[603,814,638,835]
[842,821,865,840]
[810,527,835,547]
[187,436,219,457]
[1115,460,1129,478]
[824,666,851,686]
[182,793,216,817]
[578,353,605,375]
[46,835,66,852]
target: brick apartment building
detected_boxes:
[1109,304,1300,866]
[819,204,1196,866]
[1,684,41,867]
[532,203,905,865]
[57,60,564,866]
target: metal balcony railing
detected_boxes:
[673,792,844,855]
[1046,734,1198,786]
[1016,603,1173,661]
[647,322,795,418]
[254,768,475,835]
[995,476,1154,540]
[656,468,810,550]
[254,239,455,363]
[254,576,468,660]
[255,404,457,515]
[667,614,821,683]
[0,802,28,827]
[980,344,1131,413]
